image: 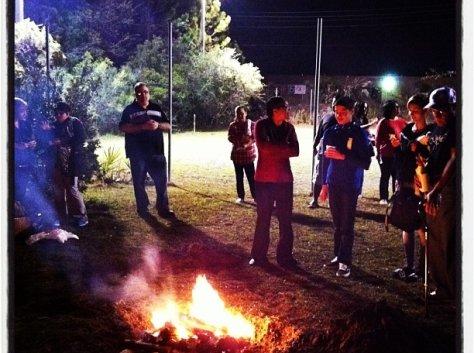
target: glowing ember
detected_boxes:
[150,275,255,340]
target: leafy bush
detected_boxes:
[98,147,129,184]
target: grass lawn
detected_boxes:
[13,126,457,353]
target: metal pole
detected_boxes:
[45,24,51,106]
[168,21,173,184]
[309,88,313,125]
[193,114,196,133]
[311,18,323,189]
[201,0,206,53]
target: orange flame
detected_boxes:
[150,275,255,340]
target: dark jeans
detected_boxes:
[233,162,256,199]
[251,182,294,262]
[130,155,169,213]
[379,156,396,200]
[328,185,359,265]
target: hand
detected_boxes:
[26,140,37,149]
[41,121,52,130]
[319,184,329,203]
[390,136,400,148]
[143,120,159,131]
[416,135,429,146]
[324,146,346,160]
[424,190,438,216]
[410,142,418,152]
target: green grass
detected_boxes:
[13,126,456,353]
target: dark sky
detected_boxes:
[221,0,458,76]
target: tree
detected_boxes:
[14,18,65,120]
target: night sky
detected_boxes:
[221,0,458,76]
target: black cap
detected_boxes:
[425,87,456,112]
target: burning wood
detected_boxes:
[121,275,266,353]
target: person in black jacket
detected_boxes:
[308,97,338,208]
[51,102,88,227]
[392,93,433,282]
[119,82,174,219]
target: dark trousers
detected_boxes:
[379,156,396,200]
[130,155,169,213]
[426,181,456,298]
[251,182,294,262]
[233,162,256,199]
[328,185,359,265]
[53,169,87,222]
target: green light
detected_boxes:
[380,74,398,93]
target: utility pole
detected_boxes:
[168,21,173,184]
[310,18,323,190]
[15,0,24,22]
[201,0,206,53]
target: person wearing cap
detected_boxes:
[308,96,338,209]
[249,96,299,268]
[228,105,257,204]
[319,96,374,277]
[417,87,457,299]
[50,101,88,227]
[119,82,174,219]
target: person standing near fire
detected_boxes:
[119,82,174,219]
[308,95,338,208]
[418,87,457,299]
[249,96,299,268]
[320,96,374,278]
[228,105,257,204]
[50,101,88,227]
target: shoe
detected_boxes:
[308,200,319,209]
[336,263,351,277]
[249,258,269,267]
[324,256,339,267]
[379,199,388,205]
[392,267,415,281]
[406,272,419,283]
[72,215,88,227]
[158,209,175,219]
[277,256,298,268]
[76,217,89,227]
[235,198,244,204]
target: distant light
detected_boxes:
[380,74,398,93]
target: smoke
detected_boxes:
[90,245,164,303]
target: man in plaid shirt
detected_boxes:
[228,105,257,204]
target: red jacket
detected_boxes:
[254,118,299,183]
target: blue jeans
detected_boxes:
[328,185,359,265]
[130,155,169,213]
[251,182,294,262]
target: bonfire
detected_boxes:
[120,275,269,353]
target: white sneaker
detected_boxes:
[379,199,388,205]
[235,198,244,204]
[336,263,351,277]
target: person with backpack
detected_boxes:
[50,101,88,227]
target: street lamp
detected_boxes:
[379,74,398,100]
